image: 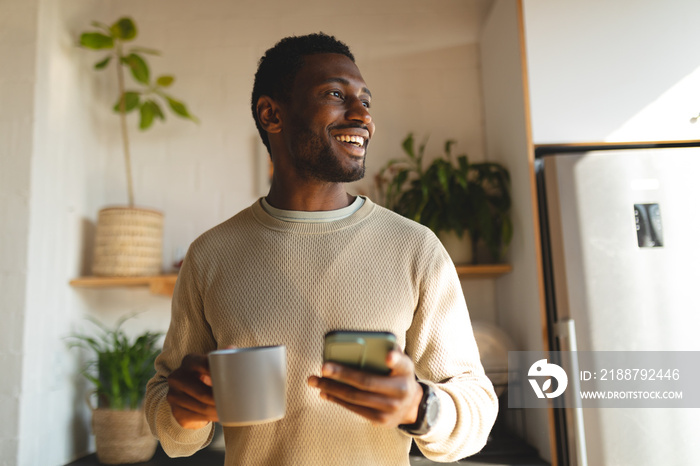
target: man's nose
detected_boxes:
[345,97,372,127]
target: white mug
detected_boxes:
[208,345,287,426]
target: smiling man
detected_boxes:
[144,33,498,465]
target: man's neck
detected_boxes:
[265,183,354,212]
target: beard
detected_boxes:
[289,126,366,183]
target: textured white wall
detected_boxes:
[5,0,499,464]
[0,0,39,463]
[523,0,700,143]
[17,1,110,464]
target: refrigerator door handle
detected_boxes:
[555,318,588,466]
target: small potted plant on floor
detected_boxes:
[79,17,198,277]
[67,316,163,464]
[375,133,513,263]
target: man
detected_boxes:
[144,32,498,465]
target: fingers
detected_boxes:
[320,392,402,427]
[319,351,414,396]
[307,350,423,427]
[169,405,217,430]
[386,350,414,376]
[309,375,400,411]
[166,353,218,429]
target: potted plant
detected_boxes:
[67,316,163,464]
[375,133,513,263]
[79,17,198,277]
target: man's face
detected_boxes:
[281,53,375,183]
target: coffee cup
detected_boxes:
[208,345,286,426]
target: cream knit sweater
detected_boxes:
[145,197,498,465]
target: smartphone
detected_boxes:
[323,330,397,375]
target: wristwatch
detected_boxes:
[398,382,440,436]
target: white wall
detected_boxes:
[17,1,110,464]
[480,0,551,461]
[4,0,500,464]
[523,0,700,144]
[0,1,39,463]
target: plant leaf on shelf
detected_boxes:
[150,100,165,121]
[129,46,161,56]
[80,32,114,50]
[94,56,112,70]
[123,53,150,84]
[402,133,415,159]
[156,75,174,87]
[139,101,156,130]
[113,91,140,113]
[376,133,512,263]
[110,17,137,41]
[165,96,199,123]
[90,21,110,31]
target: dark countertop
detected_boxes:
[67,437,549,466]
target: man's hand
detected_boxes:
[166,353,219,430]
[307,350,423,428]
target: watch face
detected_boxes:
[425,394,440,425]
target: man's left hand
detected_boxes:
[307,350,423,427]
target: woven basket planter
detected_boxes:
[92,207,163,277]
[91,408,157,464]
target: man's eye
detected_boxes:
[328,90,343,99]
[362,100,371,109]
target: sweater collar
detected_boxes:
[250,196,375,234]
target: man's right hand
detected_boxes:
[166,353,219,430]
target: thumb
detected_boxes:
[386,350,414,376]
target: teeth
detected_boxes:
[335,135,365,147]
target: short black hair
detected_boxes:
[251,32,355,154]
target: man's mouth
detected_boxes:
[334,135,365,148]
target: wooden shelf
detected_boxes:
[69,265,511,297]
[69,274,178,296]
[455,264,512,279]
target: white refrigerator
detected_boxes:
[536,143,700,466]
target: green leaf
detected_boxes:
[93,56,112,69]
[130,46,161,56]
[123,53,150,84]
[90,21,111,31]
[166,96,198,122]
[112,91,140,113]
[457,155,469,173]
[139,101,156,130]
[110,17,137,41]
[444,140,456,159]
[436,163,450,195]
[150,100,165,121]
[402,133,415,159]
[156,75,174,87]
[501,218,513,249]
[66,315,162,410]
[417,136,429,165]
[80,32,114,50]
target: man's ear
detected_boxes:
[256,96,283,134]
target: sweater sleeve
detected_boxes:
[144,245,217,457]
[403,235,499,462]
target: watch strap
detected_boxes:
[398,381,438,436]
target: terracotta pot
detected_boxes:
[91,408,157,464]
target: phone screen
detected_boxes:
[323,330,397,375]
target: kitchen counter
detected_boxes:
[67,444,548,466]
[67,425,548,465]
